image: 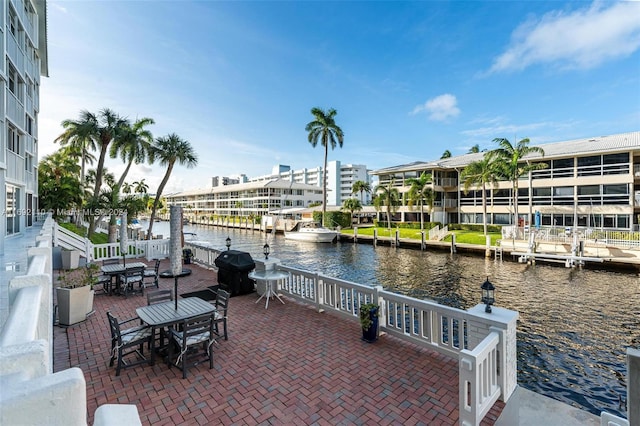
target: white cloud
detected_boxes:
[411,94,460,122]
[488,1,640,73]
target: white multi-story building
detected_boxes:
[166,179,324,219]
[371,131,640,231]
[0,0,48,255]
[250,161,372,206]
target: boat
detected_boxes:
[284,221,338,243]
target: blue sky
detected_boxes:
[40,1,640,193]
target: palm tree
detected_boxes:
[121,182,132,195]
[440,150,452,159]
[38,148,83,217]
[468,144,480,154]
[373,180,401,233]
[109,117,155,191]
[133,179,149,194]
[305,107,344,226]
[352,180,371,205]
[147,133,198,238]
[489,138,546,226]
[341,198,362,226]
[55,116,97,194]
[406,172,434,233]
[460,156,502,235]
[57,108,129,236]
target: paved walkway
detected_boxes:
[54,259,504,425]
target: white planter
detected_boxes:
[56,285,91,326]
[86,289,95,316]
[61,250,81,270]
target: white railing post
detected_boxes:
[466,305,519,402]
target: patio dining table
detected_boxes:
[136,297,217,356]
[101,261,148,294]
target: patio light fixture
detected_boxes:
[263,243,270,260]
[481,276,495,313]
[225,236,231,250]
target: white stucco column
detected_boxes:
[466,304,519,402]
[169,205,183,277]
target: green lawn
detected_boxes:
[58,222,109,244]
[341,226,501,246]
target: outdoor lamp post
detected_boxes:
[481,277,495,313]
[263,243,270,260]
[225,236,231,250]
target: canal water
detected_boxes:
[150,221,638,417]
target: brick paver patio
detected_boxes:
[54,259,504,425]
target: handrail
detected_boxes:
[459,331,501,426]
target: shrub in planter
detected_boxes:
[183,248,193,264]
[56,264,100,326]
[359,302,379,343]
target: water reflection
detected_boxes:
[155,222,639,417]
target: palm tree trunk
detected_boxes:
[147,162,174,239]
[115,159,134,192]
[88,143,109,237]
[322,144,328,227]
[419,202,424,232]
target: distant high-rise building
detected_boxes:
[249,160,372,206]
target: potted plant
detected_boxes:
[183,248,193,264]
[359,302,379,343]
[56,264,100,326]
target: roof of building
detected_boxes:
[166,178,323,198]
[372,131,640,174]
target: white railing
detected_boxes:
[276,263,513,426]
[0,215,140,424]
[429,225,440,240]
[54,222,87,253]
[506,226,640,249]
[459,331,501,426]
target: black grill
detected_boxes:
[214,250,256,296]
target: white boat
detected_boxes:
[284,221,338,243]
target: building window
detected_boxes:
[25,115,33,136]
[6,185,21,235]
[8,126,20,154]
[9,7,17,36]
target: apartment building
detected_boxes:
[370,131,640,231]
[249,161,372,206]
[165,179,324,219]
[0,0,48,255]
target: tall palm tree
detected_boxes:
[440,150,452,159]
[57,108,129,236]
[147,133,198,238]
[55,116,97,192]
[109,117,155,191]
[460,156,501,235]
[341,198,362,226]
[373,180,401,233]
[352,180,371,205]
[468,144,480,154]
[305,107,344,226]
[406,172,434,233]
[489,138,546,226]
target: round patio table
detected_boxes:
[249,269,290,309]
